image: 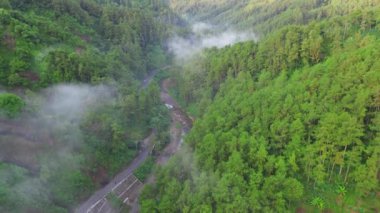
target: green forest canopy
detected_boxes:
[0,93,24,118]
[169,0,380,35]
[1,0,379,212]
[0,0,174,212]
[140,1,380,212]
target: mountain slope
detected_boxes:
[140,2,380,212]
[169,0,380,35]
[0,0,176,212]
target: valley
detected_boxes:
[76,75,193,213]
[0,0,379,212]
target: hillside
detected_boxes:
[169,0,380,35]
[0,0,177,212]
[1,0,379,212]
[140,1,380,212]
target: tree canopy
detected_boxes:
[140,2,380,212]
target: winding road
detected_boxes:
[75,69,192,213]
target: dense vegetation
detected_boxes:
[0,93,24,117]
[134,157,155,182]
[0,0,178,87]
[0,0,175,212]
[1,0,379,212]
[169,0,380,35]
[140,2,380,212]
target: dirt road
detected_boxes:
[129,79,193,212]
[157,79,192,163]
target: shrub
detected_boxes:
[0,93,25,118]
[134,157,155,182]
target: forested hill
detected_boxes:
[140,1,380,212]
[0,0,177,212]
[169,0,379,35]
[0,0,182,87]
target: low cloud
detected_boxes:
[191,22,212,34]
[39,84,112,125]
[1,83,113,170]
[169,22,257,60]
[0,84,114,210]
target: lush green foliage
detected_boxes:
[0,0,177,88]
[0,93,24,117]
[134,157,155,182]
[173,9,380,115]
[141,4,380,213]
[2,0,380,212]
[81,82,163,176]
[169,0,380,35]
[0,163,27,212]
[0,0,176,212]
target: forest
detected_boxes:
[0,0,175,212]
[140,1,380,212]
[168,0,380,35]
[0,0,379,212]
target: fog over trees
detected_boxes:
[0,0,379,212]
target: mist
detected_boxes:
[168,22,257,60]
[0,84,113,209]
[39,84,112,129]
[1,83,113,163]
